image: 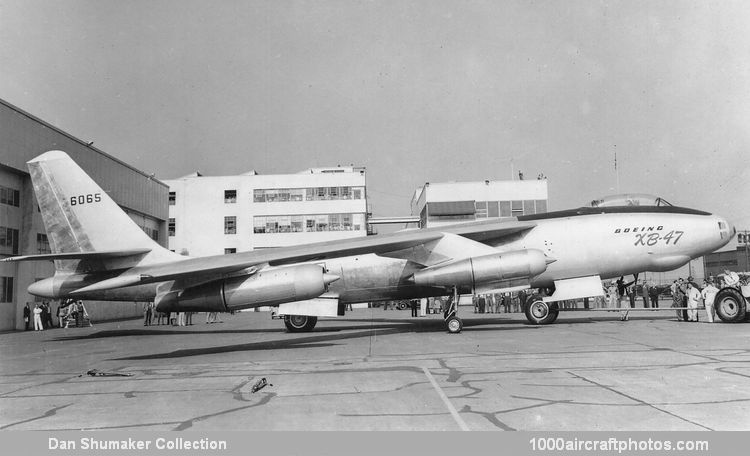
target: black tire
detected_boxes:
[525,296,559,325]
[446,316,463,334]
[714,288,747,323]
[284,315,318,332]
[396,301,408,310]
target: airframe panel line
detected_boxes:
[422,366,470,431]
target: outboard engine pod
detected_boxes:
[410,249,551,289]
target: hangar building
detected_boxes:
[0,98,169,330]
[166,166,368,257]
[411,179,549,228]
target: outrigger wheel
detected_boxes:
[525,296,559,325]
[284,315,318,332]
[444,287,463,334]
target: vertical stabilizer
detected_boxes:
[27,150,180,270]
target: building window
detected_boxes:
[511,200,523,216]
[224,190,237,203]
[0,227,19,255]
[169,192,176,205]
[0,277,13,302]
[253,213,365,234]
[224,248,236,254]
[253,186,364,202]
[140,226,159,241]
[499,201,511,217]
[475,201,488,218]
[488,201,499,218]
[535,200,547,214]
[224,216,237,234]
[523,200,535,215]
[36,233,51,254]
[0,186,20,207]
[168,218,176,236]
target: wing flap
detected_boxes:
[0,249,152,262]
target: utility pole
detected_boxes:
[738,230,750,272]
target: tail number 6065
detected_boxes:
[69,193,102,206]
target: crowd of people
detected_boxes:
[142,304,223,327]
[23,299,90,330]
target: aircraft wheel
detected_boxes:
[714,288,747,323]
[446,316,463,334]
[284,315,318,332]
[525,297,558,325]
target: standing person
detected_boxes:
[672,278,688,321]
[40,302,49,329]
[648,281,660,308]
[723,269,740,288]
[701,280,719,323]
[185,311,193,325]
[178,311,186,326]
[33,304,43,331]
[23,303,31,331]
[607,281,618,308]
[686,282,701,322]
[410,299,418,317]
[143,302,153,326]
[518,289,527,313]
[641,280,650,308]
[627,284,636,308]
[55,303,63,327]
[616,276,636,308]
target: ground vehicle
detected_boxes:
[713,283,750,322]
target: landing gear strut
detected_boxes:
[444,287,463,334]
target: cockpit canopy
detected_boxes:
[590,194,673,208]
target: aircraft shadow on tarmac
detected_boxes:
[53,314,679,361]
[52,315,542,342]
[50,317,539,360]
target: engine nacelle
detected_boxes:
[155,264,339,313]
[410,249,552,290]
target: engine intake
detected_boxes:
[155,264,339,313]
[409,249,552,290]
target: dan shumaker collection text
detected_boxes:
[49,437,227,451]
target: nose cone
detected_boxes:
[28,277,56,298]
[713,215,735,249]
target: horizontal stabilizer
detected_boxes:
[0,249,152,263]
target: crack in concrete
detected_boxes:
[567,371,714,431]
[459,405,516,431]
[0,403,73,430]
[173,393,276,430]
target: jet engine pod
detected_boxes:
[155,264,339,313]
[410,249,552,289]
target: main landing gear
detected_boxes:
[283,315,318,332]
[444,287,463,334]
[524,295,559,325]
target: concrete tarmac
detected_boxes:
[1,308,749,431]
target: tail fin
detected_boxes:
[28,150,180,270]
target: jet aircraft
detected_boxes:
[3,151,735,333]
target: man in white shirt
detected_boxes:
[723,269,740,288]
[686,282,702,322]
[701,280,719,323]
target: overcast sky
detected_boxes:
[2,0,749,233]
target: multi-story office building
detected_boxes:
[411,179,549,228]
[166,166,368,257]
[0,98,169,330]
